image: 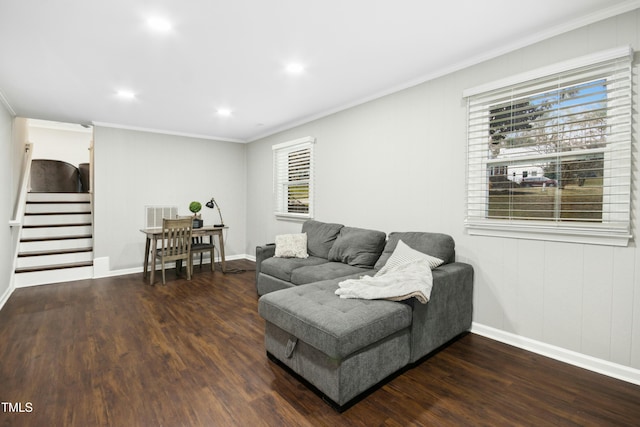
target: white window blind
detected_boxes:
[464,47,633,246]
[273,136,315,220]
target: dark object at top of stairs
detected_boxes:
[30,159,87,193]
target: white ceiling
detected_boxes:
[1,0,638,142]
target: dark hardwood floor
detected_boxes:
[1,259,639,426]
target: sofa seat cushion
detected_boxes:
[258,279,412,360]
[290,262,373,286]
[260,256,329,283]
[327,226,386,267]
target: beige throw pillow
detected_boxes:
[274,233,309,259]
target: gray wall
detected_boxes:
[0,102,13,306]
[93,126,246,271]
[246,10,640,370]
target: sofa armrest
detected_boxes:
[408,261,474,363]
[255,244,276,282]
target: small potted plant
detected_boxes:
[189,201,203,228]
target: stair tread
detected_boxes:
[22,223,92,228]
[25,211,92,216]
[18,247,93,258]
[26,202,90,206]
[15,261,94,274]
[21,234,93,243]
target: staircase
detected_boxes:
[14,192,94,287]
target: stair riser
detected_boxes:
[21,225,93,239]
[27,193,91,203]
[19,238,94,252]
[23,213,92,226]
[26,203,91,214]
[14,266,94,288]
[17,252,93,269]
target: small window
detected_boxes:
[273,136,315,220]
[464,47,633,246]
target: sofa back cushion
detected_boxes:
[374,232,455,270]
[301,220,344,259]
[327,226,386,267]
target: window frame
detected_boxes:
[272,136,315,221]
[463,47,633,246]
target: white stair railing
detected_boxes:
[9,143,33,288]
[10,142,33,227]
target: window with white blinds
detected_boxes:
[463,47,633,246]
[273,136,315,220]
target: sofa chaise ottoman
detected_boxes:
[259,279,412,409]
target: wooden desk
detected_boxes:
[141,225,227,284]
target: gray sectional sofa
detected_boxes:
[256,220,474,411]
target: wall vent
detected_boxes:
[145,205,178,228]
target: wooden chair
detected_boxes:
[176,215,215,273]
[190,236,215,273]
[151,218,193,285]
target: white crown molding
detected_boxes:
[92,121,247,144]
[0,88,16,116]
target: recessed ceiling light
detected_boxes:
[286,63,305,74]
[217,108,232,117]
[147,17,172,32]
[116,90,136,100]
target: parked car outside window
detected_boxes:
[521,176,557,187]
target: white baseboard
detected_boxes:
[0,284,14,312]
[92,257,111,278]
[223,254,252,262]
[10,254,253,285]
[93,256,146,278]
[471,322,640,386]
[94,254,252,278]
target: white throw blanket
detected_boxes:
[335,259,434,304]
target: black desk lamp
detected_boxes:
[206,197,225,227]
